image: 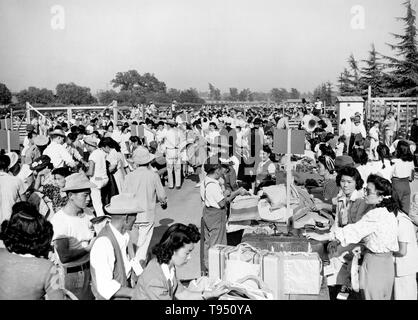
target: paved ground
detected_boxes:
[149,174,202,280]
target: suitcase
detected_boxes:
[208,244,322,299]
[241,232,327,261]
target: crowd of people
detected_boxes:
[0,100,418,300]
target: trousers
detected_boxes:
[166,149,181,188]
[200,206,227,274]
[130,222,155,267]
[90,177,108,217]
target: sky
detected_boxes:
[0,0,416,94]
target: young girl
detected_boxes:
[391,140,415,214]
[370,144,394,181]
[393,209,418,300]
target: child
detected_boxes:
[368,121,380,161]
[393,209,418,300]
[335,136,346,157]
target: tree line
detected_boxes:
[338,0,418,97]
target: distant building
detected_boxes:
[336,96,365,124]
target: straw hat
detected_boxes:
[105,193,144,215]
[49,128,66,137]
[33,135,49,147]
[84,135,99,148]
[5,152,18,169]
[132,148,155,165]
[62,172,96,192]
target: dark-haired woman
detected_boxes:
[41,167,71,217]
[133,223,228,300]
[391,140,415,214]
[352,148,372,188]
[370,144,394,181]
[311,155,338,205]
[306,175,399,300]
[254,145,276,192]
[0,202,65,300]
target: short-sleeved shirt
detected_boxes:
[89,149,108,180]
[395,212,418,277]
[0,172,25,224]
[50,210,94,251]
[200,177,224,209]
[391,159,414,179]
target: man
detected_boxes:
[314,97,323,115]
[165,119,182,189]
[43,128,76,169]
[199,160,247,274]
[349,116,367,155]
[0,155,26,234]
[383,112,397,148]
[50,172,96,300]
[90,193,143,300]
[122,148,167,268]
[111,122,124,144]
[85,135,110,217]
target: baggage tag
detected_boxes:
[336,292,349,300]
[323,263,336,276]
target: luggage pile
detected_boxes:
[209,243,325,300]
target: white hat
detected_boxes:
[105,193,144,215]
[132,148,155,165]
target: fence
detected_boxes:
[368,97,418,139]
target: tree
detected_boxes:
[111,70,167,97]
[290,88,300,99]
[56,83,97,105]
[326,82,333,105]
[17,86,55,104]
[208,83,221,101]
[238,88,252,101]
[178,88,205,103]
[270,88,288,103]
[167,88,181,102]
[0,83,12,105]
[347,54,362,95]
[384,0,418,96]
[360,44,388,97]
[97,90,119,104]
[228,88,239,101]
[338,68,355,95]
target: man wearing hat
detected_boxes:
[24,134,49,165]
[122,147,167,268]
[50,172,96,300]
[43,128,76,169]
[164,119,182,189]
[90,193,143,300]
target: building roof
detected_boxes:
[336,96,364,103]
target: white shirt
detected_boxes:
[120,132,131,155]
[395,212,418,277]
[161,263,175,283]
[334,207,399,253]
[369,127,380,141]
[200,176,224,209]
[43,141,76,168]
[90,223,141,300]
[51,210,94,251]
[339,122,351,138]
[0,172,25,226]
[351,123,367,138]
[165,128,181,150]
[89,149,108,180]
[370,160,394,181]
[111,130,122,144]
[391,159,414,179]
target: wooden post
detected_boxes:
[113,104,118,124]
[397,102,401,135]
[26,102,31,124]
[67,108,72,122]
[286,128,292,225]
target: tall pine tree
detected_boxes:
[360,44,388,97]
[385,0,418,96]
[338,68,355,95]
[348,54,362,95]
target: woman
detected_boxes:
[311,155,339,205]
[104,123,114,138]
[370,144,394,181]
[133,223,228,300]
[107,138,128,194]
[42,167,71,217]
[352,148,372,188]
[338,118,351,149]
[305,174,399,300]
[0,202,65,300]
[391,140,415,214]
[254,145,276,192]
